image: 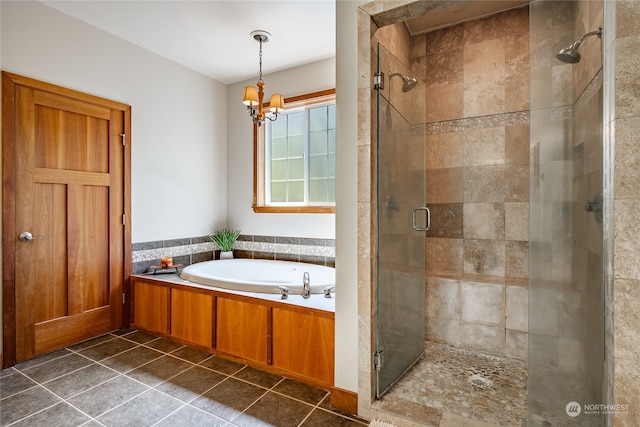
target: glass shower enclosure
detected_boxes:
[529,1,605,425]
[374,43,428,398]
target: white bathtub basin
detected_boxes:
[180,258,335,295]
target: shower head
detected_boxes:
[389,71,418,92]
[556,26,603,64]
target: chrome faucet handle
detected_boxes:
[277,286,289,300]
[302,272,311,299]
[323,286,335,298]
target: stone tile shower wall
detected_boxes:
[132,235,335,274]
[412,8,531,359]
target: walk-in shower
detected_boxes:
[364,1,609,426]
[556,26,603,63]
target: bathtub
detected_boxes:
[180,258,335,296]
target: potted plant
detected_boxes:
[209,228,240,259]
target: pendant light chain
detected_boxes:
[258,39,264,84]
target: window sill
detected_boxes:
[252,205,335,214]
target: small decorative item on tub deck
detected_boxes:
[160,257,173,268]
[208,228,240,260]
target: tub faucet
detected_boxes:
[277,286,289,300]
[302,272,310,299]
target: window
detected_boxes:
[253,89,336,213]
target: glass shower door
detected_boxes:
[529,1,605,425]
[374,43,427,398]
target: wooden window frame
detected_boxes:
[253,89,336,214]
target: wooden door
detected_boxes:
[2,72,131,365]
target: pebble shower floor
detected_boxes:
[375,342,527,426]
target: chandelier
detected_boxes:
[242,30,284,125]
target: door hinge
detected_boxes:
[374,350,383,371]
[373,71,384,90]
[122,214,126,225]
[122,293,126,304]
[120,133,126,146]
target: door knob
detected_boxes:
[19,231,34,242]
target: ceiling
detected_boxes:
[42,0,336,85]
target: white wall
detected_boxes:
[333,0,366,394]
[1,1,228,244]
[226,58,336,239]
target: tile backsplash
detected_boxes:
[132,234,335,274]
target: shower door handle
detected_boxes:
[412,206,430,231]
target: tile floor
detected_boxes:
[0,330,368,427]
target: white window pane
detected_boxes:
[288,180,304,202]
[309,106,327,132]
[288,135,304,157]
[288,111,304,135]
[271,182,286,202]
[310,131,328,155]
[328,153,336,177]
[327,178,336,202]
[328,104,336,129]
[271,117,288,138]
[271,159,287,180]
[289,158,304,180]
[309,178,328,202]
[328,129,336,153]
[310,154,328,178]
[271,137,287,159]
